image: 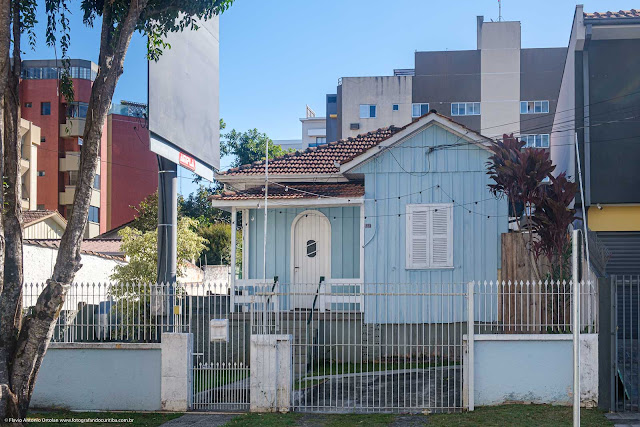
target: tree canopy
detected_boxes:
[111,217,207,284]
[221,127,293,168]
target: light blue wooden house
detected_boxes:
[211,113,508,320]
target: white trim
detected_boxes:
[359,203,365,282]
[290,210,332,288]
[216,174,348,187]
[211,197,364,209]
[241,208,249,280]
[340,114,494,174]
[473,334,575,341]
[230,207,237,304]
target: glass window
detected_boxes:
[521,100,549,114]
[315,137,326,145]
[360,104,376,118]
[24,102,32,108]
[37,171,45,177]
[451,102,480,116]
[37,204,45,210]
[306,240,317,258]
[68,171,79,186]
[392,104,399,111]
[93,174,101,190]
[88,206,100,223]
[41,102,51,115]
[412,103,429,118]
[521,134,549,149]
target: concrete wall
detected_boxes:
[300,117,326,147]
[413,50,481,132]
[31,343,162,411]
[23,244,124,286]
[469,334,598,407]
[479,20,521,138]
[338,76,412,140]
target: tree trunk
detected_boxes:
[0,2,24,421]
[0,0,148,419]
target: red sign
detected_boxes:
[178,152,196,171]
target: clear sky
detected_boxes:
[20,0,640,195]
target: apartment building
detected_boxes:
[19,59,157,237]
[20,118,41,210]
[550,6,640,276]
[274,106,327,151]
[327,16,566,149]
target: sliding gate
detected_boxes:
[186,282,467,413]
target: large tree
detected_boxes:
[0,0,233,419]
[221,127,293,167]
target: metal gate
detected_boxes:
[186,281,467,413]
[613,275,640,412]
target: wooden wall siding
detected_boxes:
[24,218,65,239]
[350,123,509,323]
[499,232,563,333]
[247,206,360,283]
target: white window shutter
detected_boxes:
[430,204,453,268]
[406,205,430,269]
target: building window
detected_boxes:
[88,206,100,223]
[25,102,32,108]
[412,103,429,118]
[392,104,399,111]
[40,137,46,143]
[451,102,480,116]
[521,134,550,148]
[68,171,79,186]
[93,174,101,190]
[406,204,453,269]
[66,102,89,119]
[40,102,51,116]
[37,204,45,210]
[520,100,549,114]
[37,171,45,177]
[359,104,376,119]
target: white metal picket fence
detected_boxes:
[22,279,596,413]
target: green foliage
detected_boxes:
[198,222,241,266]
[179,185,229,226]
[130,191,159,233]
[111,217,207,284]
[221,127,294,168]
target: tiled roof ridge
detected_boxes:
[584,9,640,19]
[210,181,365,201]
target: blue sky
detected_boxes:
[21,0,639,195]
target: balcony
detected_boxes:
[60,118,85,138]
[59,153,100,174]
[20,158,29,175]
[59,186,100,207]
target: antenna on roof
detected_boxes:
[498,0,503,22]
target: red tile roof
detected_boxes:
[211,182,364,201]
[584,9,640,19]
[218,112,491,178]
[24,239,124,260]
[219,126,403,176]
[23,210,64,226]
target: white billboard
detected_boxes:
[148,16,220,180]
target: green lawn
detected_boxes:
[193,368,249,393]
[223,405,612,427]
[27,410,182,426]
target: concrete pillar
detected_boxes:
[161,333,193,411]
[250,335,292,412]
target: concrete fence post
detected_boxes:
[161,333,193,411]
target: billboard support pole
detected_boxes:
[157,155,178,330]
